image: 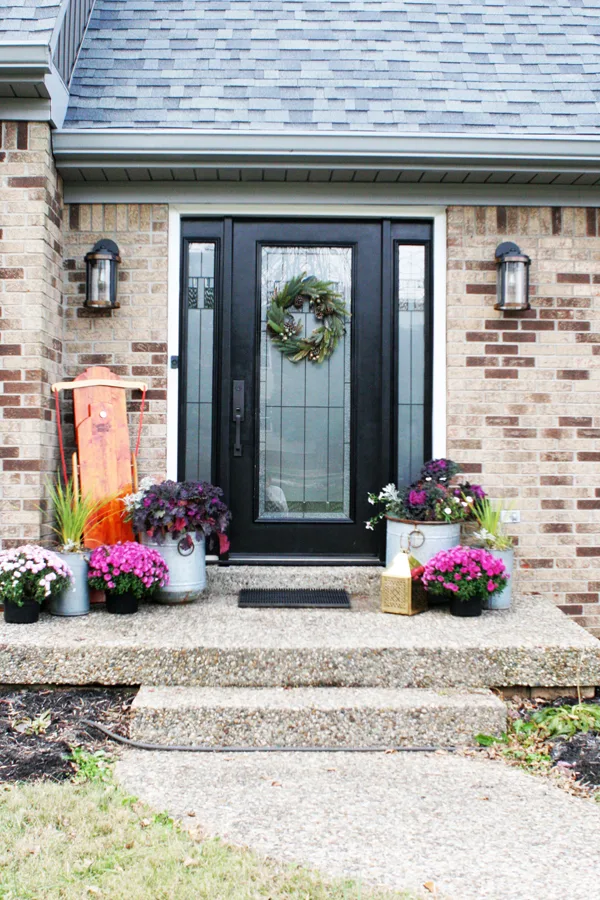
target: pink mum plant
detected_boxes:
[88,542,169,600]
[421,546,508,603]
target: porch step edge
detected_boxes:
[130,686,507,748]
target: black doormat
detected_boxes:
[238,588,350,609]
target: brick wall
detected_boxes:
[62,204,169,479]
[447,207,600,637]
[0,121,63,545]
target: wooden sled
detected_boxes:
[52,366,148,548]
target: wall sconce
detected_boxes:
[84,239,121,309]
[494,242,530,311]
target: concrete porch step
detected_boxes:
[130,686,507,748]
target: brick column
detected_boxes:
[0,122,63,546]
[447,206,600,636]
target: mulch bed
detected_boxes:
[0,687,134,783]
[520,693,600,791]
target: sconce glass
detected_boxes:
[84,239,121,309]
[494,242,530,311]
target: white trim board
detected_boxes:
[64,180,600,206]
[166,202,447,479]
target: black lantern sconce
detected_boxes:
[494,242,531,312]
[84,239,121,309]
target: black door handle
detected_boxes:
[232,379,245,457]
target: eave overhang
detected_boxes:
[53,128,600,184]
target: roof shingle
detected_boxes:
[61,0,600,133]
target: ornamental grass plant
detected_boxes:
[46,477,114,552]
[87,542,169,600]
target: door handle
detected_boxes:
[232,379,245,457]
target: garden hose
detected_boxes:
[81,719,452,754]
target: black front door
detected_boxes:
[179,217,433,563]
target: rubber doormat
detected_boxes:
[238,589,350,609]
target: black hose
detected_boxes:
[81,719,451,754]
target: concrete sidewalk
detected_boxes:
[117,748,600,900]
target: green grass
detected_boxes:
[0,779,411,900]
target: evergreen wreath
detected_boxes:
[266,272,350,364]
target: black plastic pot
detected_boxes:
[450,594,483,618]
[3,597,40,624]
[105,591,139,615]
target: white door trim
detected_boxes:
[166,202,447,480]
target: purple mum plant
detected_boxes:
[88,542,169,600]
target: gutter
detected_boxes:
[52,128,600,172]
[0,40,52,80]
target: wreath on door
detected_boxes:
[266,272,350,364]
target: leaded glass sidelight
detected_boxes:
[397,244,426,486]
[258,246,352,520]
[184,242,216,481]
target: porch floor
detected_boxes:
[1,591,599,690]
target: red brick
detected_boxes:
[557,370,589,380]
[567,593,599,603]
[577,547,600,557]
[466,332,499,342]
[576,333,600,343]
[7,176,46,188]
[541,523,572,533]
[541,475,573,485]
[485,319,518,330]
[521,559,554,569]
[521,321,555,331]
[558,321,591,331]
[578,500,600,509]
[2,459,41,471]
[0,345,21,356]
[577,429,600,439]
[578,452,600,462]
[557,273,590,283]
[0,269,24,280]
[559,605,583,616]
[466,284,495,294]
[559,417,592,427]
[2,408,41,419]
[0,447,18,458]
[542,500,569,509]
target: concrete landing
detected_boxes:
[1,592,599,690]
[131,686,507,748]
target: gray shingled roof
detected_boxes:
[64,0,600,133]
[0,0,62,41]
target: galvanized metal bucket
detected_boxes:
[483,547,514,610]
[49,551,90,617]
[142,534,206,604]
[385,518,461,567]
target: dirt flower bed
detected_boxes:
[469,693,600,800]
[0,687,134,782]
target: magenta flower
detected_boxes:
[88,542,169,602]
[422,545,508,605]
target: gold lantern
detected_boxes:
[381,551,428,616]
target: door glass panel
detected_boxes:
[184,242,215,481]
[258,246,352,520]
[397,244,426,485]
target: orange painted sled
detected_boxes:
[52,366,148,548]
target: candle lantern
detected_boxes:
[381,551,428,616]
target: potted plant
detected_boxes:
[123,478,231,603]
[87,541,169,615]
[421,546,508,618]
[0,545,72,624]
[472,498,515,610]
[46,477,110,617]
[367,459,481,565]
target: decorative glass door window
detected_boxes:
[397,244,427,485]
[183,241,216,481]
[258,246,352,520]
